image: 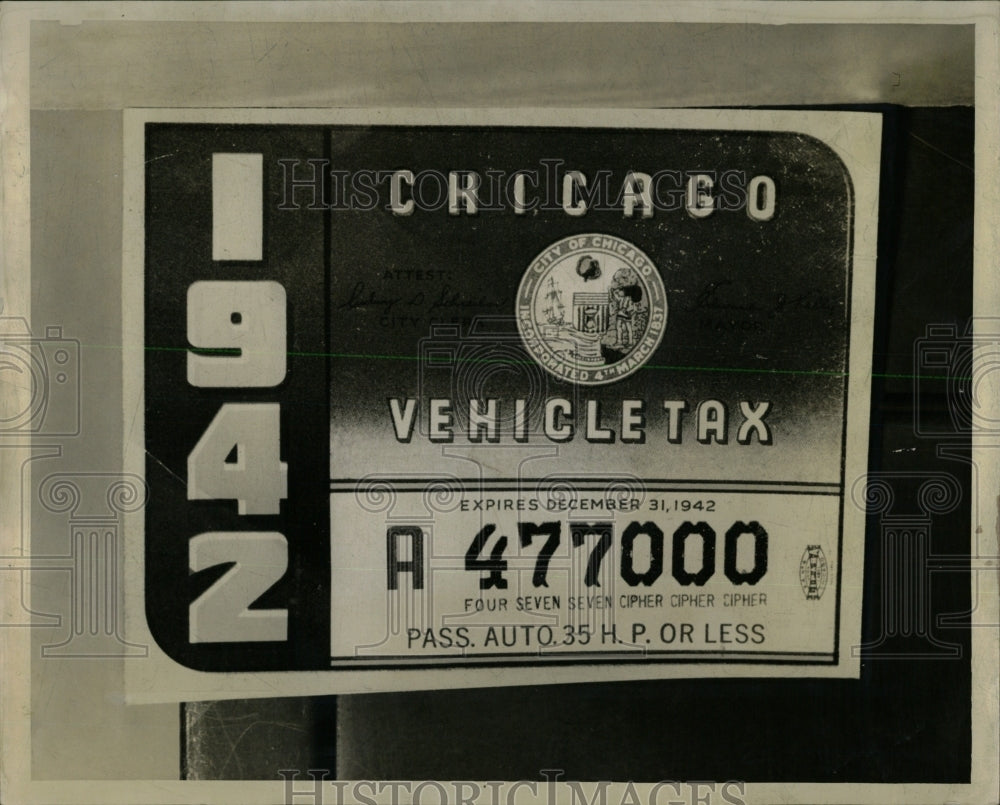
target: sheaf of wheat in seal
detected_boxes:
[517,234,667,385]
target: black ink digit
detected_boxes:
[671,521,716,586]
[724,521,768,585]
[465,524,508,590]
[518,521,561,588]
[570,522,613,587]
[620,521,664,587]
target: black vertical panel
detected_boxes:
[145,125,330,671]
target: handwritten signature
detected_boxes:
[337,281,502,315]
[687,280,838,318]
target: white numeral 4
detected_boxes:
[188,403,288,515]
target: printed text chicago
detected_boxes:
[279,160,777,219]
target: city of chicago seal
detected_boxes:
[517,234,667,385]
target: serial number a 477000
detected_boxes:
[386,518,768,591]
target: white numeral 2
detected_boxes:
[189,532,288,643]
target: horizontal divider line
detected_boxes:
[327,654,838,668]
[332,651,834,659]
[330,488,842,496]
[330,477,842,487]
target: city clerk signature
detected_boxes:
[338,281,502,314]
[687,279,838,318]
[338,281,406,314]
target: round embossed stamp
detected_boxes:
[516,234,667,385]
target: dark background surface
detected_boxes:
[326,127,850,424]
[181,106,973,783]
[322,126,852,487]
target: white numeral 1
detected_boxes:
[187,280,286,387]
[189,532,288,643]
[187,403,288,515]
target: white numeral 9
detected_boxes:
[187,280,286,387]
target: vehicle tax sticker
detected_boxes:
[123,108,879,699]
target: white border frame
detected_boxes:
[121,105,879,700]
[2,4,997,805]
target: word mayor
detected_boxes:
[389,398,773,444]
